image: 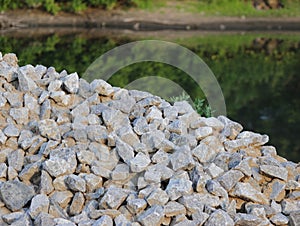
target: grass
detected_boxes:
[167,0,300,17]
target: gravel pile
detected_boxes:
[0,52,300,226]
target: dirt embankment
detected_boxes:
[1,8,300,31]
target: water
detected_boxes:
[0,28,299,162]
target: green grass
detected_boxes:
[172,0,300,17]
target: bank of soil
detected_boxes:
[1,8,300,31]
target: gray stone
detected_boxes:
[194,126,213,140]
[34,212,55,226]
[234,213,264,226]
[50,91,70,106]
[100,187,128,209]
[117,126,140,147]
[90,79,114,96]
[29,194,50,219]
[232,182,268,204]
[40,99,51,119]
[164,201,186,217]
[69,192,85,216]
[0,162,7,178]
[270,213,289,225]
[260,165,288,181]
[116,139,135,164]
[289,211,300,226]
[62,72,79,94]
[137,205,164,226]
[53,218,76,226]
[166,178,193,201]
[3,124,20,137]
[263,179,286,202]
[218,116,243,139]
[217,170,244,191]
[170,145,195,171]
[18,69,37,92]
[192,117,224,131]
[3,90,23,108]
[9,107,29,125]
[111,163,130,181]
[83,174,103,192]
[205,163,224,179]
[48,79,62,92]
[145,106,163,122]
[7,149,24,172]
[129,152,151,173]
[204,209,234,226]
[2,212,24,224]
[43,148,77,177]
[0,129,7,145]
[18,161,41,182]
[65,174,86,192]
[281,199,300,215]
[127,198,147,215]
[92,215,113,226]
[0,181,35,211]
[40,170,54,194]
[147,188,169,206]
[38,119,61,141]
[206,180,228,198]
[50,191,73,208]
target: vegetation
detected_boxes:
[0,33,299,161]
[0,0,299,16]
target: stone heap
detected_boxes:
[0,52,299,226]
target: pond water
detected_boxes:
[0,29,299,162]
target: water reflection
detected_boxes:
[0,29,299,161]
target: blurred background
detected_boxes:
[0,0,299,161]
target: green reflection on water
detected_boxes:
[0,32,299,162]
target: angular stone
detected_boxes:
[217,170,244,191]
[170,145,195,171]
[232,182,268,204]
[40,170,54,194]
[129,152,151,173]
[3,124,20,137]
[205,163,224,179]
[43,148,77,177]
[7,149,24,172]
[18,69,37,92]
[90,79,114,96]
[49,91,70,106]
[65,174,86,192]
[0,162,7,178]
[234,213,265,226]
[204,209,234,226]
[270,213,289,225]
[218,116,243,139]
[147,188,169,206]
[137,205,164,226]
[164,201,186,217]
[115,139,134,164]
[82,174,103,192]
[194,126,213,140]
[29,194,50,219]
[53,218,76,226]
[10,107,29,125]
[100,187,128,209]
[48,79,62,92]
[62,72,79,94]
[92,215,113,226]
[225,131,269,152]
[38,119,61,141]
[263,179,286,202]
[2,212,24,224]
[260,165,288,181]
[0,129,7,145]
[289,211,300,226]
[281,199,300,215]
[19,161,41,182]
[69,192,85,216]
[166,178,193,201]
[34,212,55,226]
[50,191,73,208]
[0,180,35,211]
[127,198,147,215]
[117,126,140,147]
[111,163,130,181]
